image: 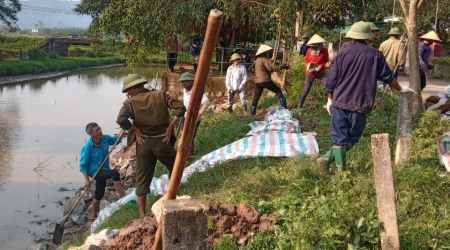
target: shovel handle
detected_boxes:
[59,129,125,226]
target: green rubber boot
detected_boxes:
[317,147,334,176]
[333,146,347,173]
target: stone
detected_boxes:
[29,243,57,250]
[68,229,118,250]
[58,187,70,192]
[34,233,53,243]
[106,186,116,192]
[123,178,134,190]
[125,166,135,179]
[219,204,236,216]
[162,199,208,250]
[425,95,441,104]
[106,180,113,187]
[63,197,86,216]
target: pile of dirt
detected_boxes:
[100,214,158,250]
[207,203,276,247]
[99,203,275,249]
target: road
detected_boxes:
[397,75,449,101]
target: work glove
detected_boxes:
[315,65,322,72]
[326,98,332,116]
[400,86,417,94]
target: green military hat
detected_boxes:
[122,74,148,93]
[229,53,241,62]
[345,21,374,40]
[179,72,195,82]
[388,27,402,35]
[368,22,380,31]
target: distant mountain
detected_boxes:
[16,0,92,29]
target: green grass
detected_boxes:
[69,45,92,52]
[0,35,48,52]
[68,55,450,249]
[0,56,125,77]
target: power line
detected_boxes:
[21,6,78,15]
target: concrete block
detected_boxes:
[162,199,207,250]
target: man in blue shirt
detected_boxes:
[317,22,416,176]
[418,31,442,90]
[190,36,203,73]
[79,123,125,220]
[299,34,309,56]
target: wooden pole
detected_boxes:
[152,9,224,250]
[395,92,414,164]
[371,134,401,250]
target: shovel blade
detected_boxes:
[52,223,65,245]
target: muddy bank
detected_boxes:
[0,63,126,85]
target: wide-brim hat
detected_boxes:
[420,31,442,43]
[368,22,380,31]
[388,27,402,35]
[345,21,374,40]
[306,34,326,46]
[179,72,195,82]
[122,74,148,93]
[230,53,241,62]
[255,44,273,56]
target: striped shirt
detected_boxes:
[418,40,431,70]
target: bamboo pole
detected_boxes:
[152,9,224,250]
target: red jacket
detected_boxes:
[305,48,329,76]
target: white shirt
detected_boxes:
[225,64,247,92]
[183,89,208,116]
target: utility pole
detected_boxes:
[434,0,439,32]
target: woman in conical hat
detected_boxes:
[418,31,442,90]
[250,44,290,115]
[298,34,330,109]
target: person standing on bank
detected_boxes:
[299,34,310,56]
[179,72,211,156]
[80,123,125,221]
[298,34,330,109]
[317,21,416,176]
[251,44,290,115]
[418,31,442,90]
[190,36,203,73]
[117,74,186,218]
[379,27,404,79]
[166,32,178,72]
[226,53,248,113]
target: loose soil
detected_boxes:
[99,203,276,249]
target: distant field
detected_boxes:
[0,35,48,52]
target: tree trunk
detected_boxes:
[406,0,424,116]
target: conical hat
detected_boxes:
[255,44,273,56]
[306,34,326,46]
[420,31,442,43]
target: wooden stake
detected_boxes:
[371,134,400,250]
[152,9,224,250]
[395,92,414,164]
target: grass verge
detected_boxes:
[0,35,48,52]
[68,55,450,249]
[0,57,125,77]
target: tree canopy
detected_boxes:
[0,0,21,32]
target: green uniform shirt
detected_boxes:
[379,37,403,71]
[117,89,186,145]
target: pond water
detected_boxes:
[0,66,166,249]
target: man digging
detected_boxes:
[117,74,186,218]
[79,122,125,221]
[318,21,416,176]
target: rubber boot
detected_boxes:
[250,106,256,115]
[317,147,334,176]
[279,97,288,109]
[298,96,306,109]
[227,106,233,113]
[333,146,347,173]
[193,63,198,73]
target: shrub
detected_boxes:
[48,52,59,59]
[27,48,47,60]
[432,57,450,81]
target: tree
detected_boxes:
[399,0,425,116]
[0,0,21,32]
[74,0,361,66]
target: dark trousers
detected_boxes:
[419,69,426,90]
[330,107,367,146]
[168,53,177,71]
[301,74,328,98]
[252,81,284,107]
[135,136,176,196]
[94,170,120,200]
[180,116,201,139]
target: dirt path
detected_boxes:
[398,75,450,100]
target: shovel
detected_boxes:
[52,129,125,245]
